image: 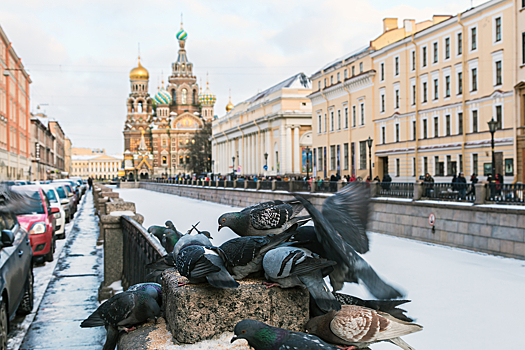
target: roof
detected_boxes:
[313,45,370,76]
[72,154,123,161]
[244,72,310,104]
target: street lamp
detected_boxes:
[211,160,215,180]
[488,118,498,197]
[305,146,311,180]
[366,136,373,181]
[232,156,236,178]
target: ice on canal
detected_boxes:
[115,188,525,350]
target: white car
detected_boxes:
[40,185,66,240]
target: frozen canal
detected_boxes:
[115,188,525,350]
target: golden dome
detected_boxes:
[129,58,149,80]
[225,89,234,112]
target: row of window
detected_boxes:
[317,62,364,90]
[314,141,369,173]
[317,103,366,133]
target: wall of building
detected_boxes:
[134,182,525,260]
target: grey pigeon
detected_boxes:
[218,199,309,237]
[333,292,413,322]
[126,283,162,308]
[294,193,403,298]
[215,227,296,280]
[80,291,161,350]
[306,305,423,350]
[262,246,340,313]
[176,244,239,289]
[161,229,184,253]
[231,319,341,350]
[148,220,177,243]
[172,231,212,259]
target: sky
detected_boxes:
[0,0,487,154]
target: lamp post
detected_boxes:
[305,146,311,180]
[366,136,373,181]
[232,156,236,178]
[488,118,498,197]
[211,160,215,180]
[264,152,268,177]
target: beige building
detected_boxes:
[312,0,519,183]
[212,73,312,177]
[64,137,72,176]
[516,1,525,182]
[71,150,123,180]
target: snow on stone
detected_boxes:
[116,188,525,350]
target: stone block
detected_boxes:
[403,225,413,237]
[488,238,500,252]
[106,201,136,214]
[444,221,458,233]
[472,236,488,250]
[492,226,524,242]
[477,225,492,238]
[458,222,469,234]
[500,241,514,254]
[463,234,474,247]
[513,242,525,257]
[485,212,500,226]
[517,215,525,229]
[468,223,483,236]
[453,233,464,246]
[162,270,309,344]
[499,214,518,228]
[474,212,487,224]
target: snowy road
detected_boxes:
[115,188,525,350]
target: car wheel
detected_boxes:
[57,232,65,240]
[44,244,54,263]
[17,268,34,315]
[0,297,8,350]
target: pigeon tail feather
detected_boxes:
[206,268,240,289]
[299,273,341,313]
[354,256,403,299]
[389,337,417,350]
[80,312,104,328]
[103,325,120,350]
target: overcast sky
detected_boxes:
[0,0,485,154]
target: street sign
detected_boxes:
[428,213,435,226]
[263,165,268,171]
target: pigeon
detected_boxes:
[126,283,162,308]
[218,199,310,237]
[1,184,41,214]
[148,221,177,243]
[215,227,297,280]
[231,319,341,350]
[262,246,340,313]
[161,229,183,253]
[306,305,423,350]
[333,292,413,323]
[294,194,403,298]
[172,231,212,259]
[80,290,161,350]
[176,244,239,289]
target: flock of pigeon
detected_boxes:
[81,182,423,350]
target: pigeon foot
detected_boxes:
[262,282,280,289]
[177,281,188,287]
[119,326,136,333]
[337,346,356,350]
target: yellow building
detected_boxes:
[212,73,312,177]
[311,0,518,183]
[71,148,122,179]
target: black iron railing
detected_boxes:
[421,182,475,202]
[275,181,290,191]
[121,215,166,290]
[378,182,414,198]
[486,183,525,204]
[291,180,311,192]
[259,181,272,190]
[246,181,257,189]
[315,181,339,193]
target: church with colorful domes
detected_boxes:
[123,23,216,179]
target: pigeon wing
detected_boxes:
[249,204,291,230]
[176,246,221,279]
[98,292,136,326]
[284,331,341,350]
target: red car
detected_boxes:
[12,186,57,263]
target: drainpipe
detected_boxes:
[320,70,330,178]
[236,125,245,175]
[342,59,352,176]
[514,0,519,183]
[253,119,261,175]
[411,33,420,178]
[458,13,467,174]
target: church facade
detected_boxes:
[122,24,215,180]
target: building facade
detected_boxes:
[212,73,312,177]
[122,23,215,180]
[71,148,122,179]
[0,24,31,181]
[311,0,519,183]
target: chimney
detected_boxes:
[403,19,415,33]
[383,18,398,33]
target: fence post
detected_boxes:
[311,181,317,193]
[289,180,294,192]
[256,181,261,191]
[244,180,249,189]
[370,182,380,197]
[337,180,343,191]
[474,183,486,205]
[98,202,144,301]
[272,180,277,191]
[413,182,423,200]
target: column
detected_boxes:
[293,126,300,174]
[255,132,260,175]
[279,124,285,175]
[285,126,292,174]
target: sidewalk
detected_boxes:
[19,191,105,349]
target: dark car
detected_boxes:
[0,195,34,348]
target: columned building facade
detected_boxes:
[212,73,312,177]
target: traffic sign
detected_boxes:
[428,213,435,226]
[263,165,268,171]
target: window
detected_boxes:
[471,68,477,91]
[396,159,400,177]
[359,141,367,169]
[324,78,327,87]
[523,33,525,65]
[423,119,428,139]
[496,105,502,130]
[380,63,385,81]
[472,110,478,132]
[473,154,478,175]
[422,82,427,103]
[411,50,416,71]
[471,27,477,51]
[352,106,356,127]
[495,17,501,42]
[434,117,439,138]
[447,155,457,176]
[445,76,450,97]
[445,38,450,59]
[381,93,385,112]
[330,111,334,131]
[395,89,399,109]
[344,69,348,79]
[412,158,416,176]
[344,143,349,170]
[337,110,341,130]
[318,147,323,171]
[412,120,416,140]
[434,79,439,100]
[424,157,428,175]
[351,66,355,76]
[344,107,349,129]
[330,76,333,85]
[382,126,386,144]
[162,156,167,165]
[412,84,416,105]
[318,81,321,90]
[318,115,322,133]
[458,32,463,55]
[394,57,399,76]
[395,123,400,142]
[422,47,427,67]
[459,154,463,173]
[458,72,463,95]
[359,62,363,72]
[182,89,187,104]
[337,72,340,82]
[433,42,438,63]
[446,115,451,136]
[495,61,502,86]
[360,103,365,125]
[324,114,327,132]
[435,156,444,176]
[458,112,463,134]
[330,145,336,170]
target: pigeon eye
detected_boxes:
[222,219,226,222]
[241,330,246,334]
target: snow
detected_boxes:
[108,280,123,293]
[115,188,525,350]
[478,203,525,210]
[374,197,413,202]
[109,210,136,216]
[415,200,474,206]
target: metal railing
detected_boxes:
[378,182,414,198]
[486,183,525,204]
[274,181,290,191]
[315,181,339,193]
[121,215,166,290]
[246,181,257,189]
[291,180,311,192]
[421,182,475,202]
[259,181,273,190]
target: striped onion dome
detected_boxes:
[199,85,216,106]
[176,29,187,41]
[154,89,172,105]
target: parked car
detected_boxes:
[53,181,79,210]
[69,177,87,196]
[12,186,56,263]
[50,184,72,223]
[0,210,34,347]
[41,185,66,240]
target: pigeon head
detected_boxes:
[231,319,285,348]
[127,283,162,305]
[218,212,245,232]
[305,311,334,336]
[200,230,213,240]
[165,221,175,230]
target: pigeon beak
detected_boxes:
[218,225,223,231]
[230,336,238,343]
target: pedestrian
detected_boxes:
[457,172,467,200]
[451,174,457,191]
[330,173,337,192]
[467,173,478,197]
[87,176,93,190]
[424,173,434,197]
[382,173,392,191]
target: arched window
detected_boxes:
[179,155,184,164]
[182,89,187,104]
[162,156,167,165]
[193,89,197,104]
[138,101,143,113]
[171,89,176,103]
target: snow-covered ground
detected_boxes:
[115,188,525,350]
